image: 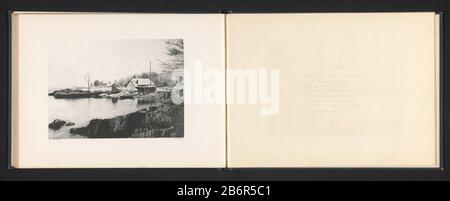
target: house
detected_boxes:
[126,78,156,94]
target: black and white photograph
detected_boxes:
[47,39,184,139]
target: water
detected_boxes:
[48,96,151,139]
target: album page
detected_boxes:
[226,13,440,167]
[11,13,226,168]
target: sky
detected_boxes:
[48,39,170,88]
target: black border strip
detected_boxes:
[7,11,12,171]
[439,11,445,171]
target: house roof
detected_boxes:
[128,78,154,86]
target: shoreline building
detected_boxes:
[126,78,156,94]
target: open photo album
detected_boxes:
[11,12,441,168]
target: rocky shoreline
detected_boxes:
[68,100,183,138]
[49,119,75,130]
[49,88,106,99]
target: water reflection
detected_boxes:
[48,96,151,139]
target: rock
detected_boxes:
[151,129,163,138]
[65,122,75,126]
[70,111,147,138]
[49,119,66,130]
[174,125,184,137]
[148,105,158,112]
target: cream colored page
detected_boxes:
[435,14,441,165]
[13,13,225,168]
[227,13,438,167]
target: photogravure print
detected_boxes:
[48,39,184,139]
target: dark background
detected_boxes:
[0,0,449,181]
